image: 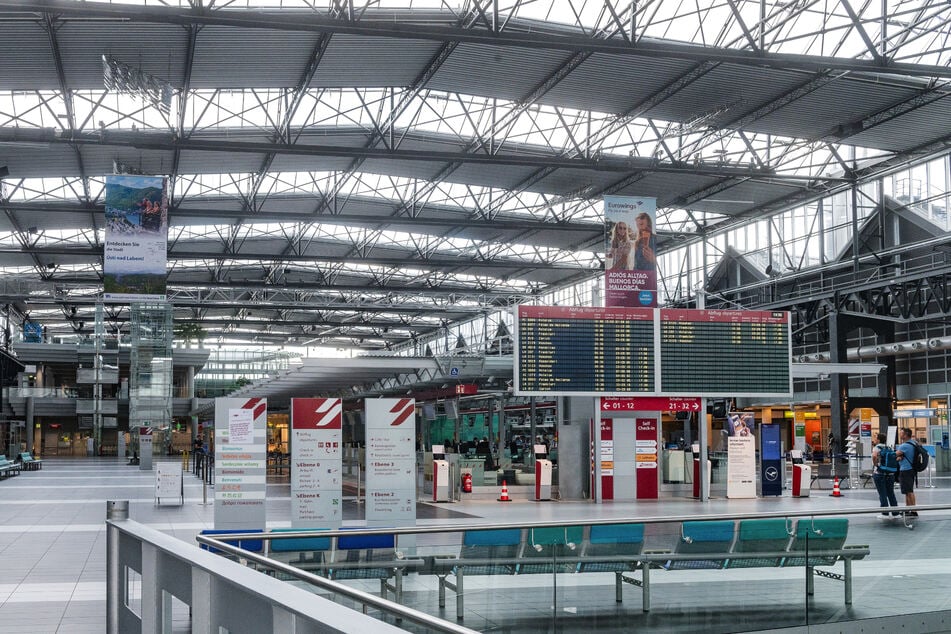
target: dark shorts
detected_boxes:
[899,470,915,494]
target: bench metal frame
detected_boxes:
[432,545,869,618]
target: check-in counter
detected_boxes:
[457,459,485,486]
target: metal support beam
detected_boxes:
[5,0,949,78]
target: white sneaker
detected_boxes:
[878,513,890,519]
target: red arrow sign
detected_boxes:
[600,397,701,412]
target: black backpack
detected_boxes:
[911,440,929,473]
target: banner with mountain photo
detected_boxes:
[103,175,168,301]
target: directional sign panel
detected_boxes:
[291,398,342,528]
[365,398,416,529]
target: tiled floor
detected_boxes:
[1,457,950,632]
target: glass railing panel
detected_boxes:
[202,506,951,633]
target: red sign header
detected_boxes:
[600,396,701,412]
[519,305,654,321]
[455,384,478,395]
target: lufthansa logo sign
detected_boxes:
[765,466,780,481]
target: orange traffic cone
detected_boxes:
[498,479,511,502]
[830,476,843,497]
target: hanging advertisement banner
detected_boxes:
[365,398,416,529]
[727,412,756,498]
[291,398,342,529]
[103,174,168,302]
[604,196,657,308]
[214,397,267,530]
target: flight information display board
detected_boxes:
[515,306,792,398]
[659,309,792,397]
[516,305,654,395]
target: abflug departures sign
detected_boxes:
[514,306,792,398]
[517,305,655,394]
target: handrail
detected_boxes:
[190,535,477,634]
[199,503,951,544]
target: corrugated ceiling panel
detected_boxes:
[746,79,918,140]
[687,180,805,215]
[78,146,176,179]
[427,43,576,101]
[541,54,697,114]
[176,149,267,174]
[525,168,620,196]
[191,27,323,88]
[9,209,93,232]
[355,157,444,181]
[846,95,951,152]
[0,145,79,178]
[312,35,443,87]
[443,163,539,191]
[0,23,60,90]
[58,22,187,88]
[613,172,721,205]
[644,64,809,126]
[177,198,246,212]
[267,154,357,173]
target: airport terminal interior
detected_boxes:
[0,1,950,632]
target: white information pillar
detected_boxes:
[291,398,343,529]
[534,444,553,501]
[365,399,417,529]
[214,398,267,531]
[432,445,450,503]
[138,427,153,471]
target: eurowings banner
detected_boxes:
[103,174,168,302]
[604,196,656,308]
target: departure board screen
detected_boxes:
[659,309,792,397]
[516,306,654,396]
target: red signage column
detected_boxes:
[635,417,658,499]
[600,418,614,500]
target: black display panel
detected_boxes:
[516,306,654,395]
[515,306,792,397]
[659,309,791,396]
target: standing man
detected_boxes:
[871,432,898,517]
[895,427,918,517]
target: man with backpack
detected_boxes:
[895,427,921,516]
[872,432,899,517]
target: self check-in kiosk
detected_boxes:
[432,445,450,503]
[790,450,811,497]
[534,444,552,501]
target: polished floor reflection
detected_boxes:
[2,456,950,633]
